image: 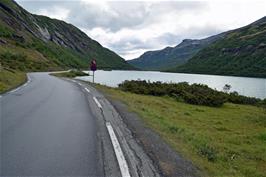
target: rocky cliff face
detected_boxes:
[128,34,224,71]
[0,0,133,71]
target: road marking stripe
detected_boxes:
[78,83,82,86]
[106,122,131,177]
[85,88,90,93]
[93,97,102,108]
[10,88,19,93]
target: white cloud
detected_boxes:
[17,0,266,59]
[37,7,70,21]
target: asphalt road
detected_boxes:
[0,72,165,177]
[0,73,102,176]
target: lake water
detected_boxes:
[76,70,266,99]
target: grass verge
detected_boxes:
[95,84,266,177]
[50,70,89,78]
[0,69,26,94]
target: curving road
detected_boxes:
[1,73,103,176]
[0,72,160,177]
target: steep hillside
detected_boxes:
[128,34,224,70]
[173,16,266,78]
[0,0,133,72]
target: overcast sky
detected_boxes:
[16,0,266,60]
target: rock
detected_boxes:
[0,38,7,44]
[11,34,25,43]
[258,43,266,49]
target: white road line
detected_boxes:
[93,97,102,108]
[85,88,90,93]
[106,122,131,177]
[10,88,19,93]
[72,80,77,83]
[78,83,82,86]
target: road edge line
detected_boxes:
[4,74,31,95]
[106,122,131,177]
[93,96,102,108]
[85,88,90,93]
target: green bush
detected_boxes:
[227,91,260,105]
[118,80,263,107]
[119,80,227,107]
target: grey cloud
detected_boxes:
[17,1,207,32]
[108,24,223,59]
[181,25,224,40]
[16,1,221,59]
[108,33,183,58]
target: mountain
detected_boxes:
[173,16,266,77]
[0,0,133,71]
[128,34,224,71]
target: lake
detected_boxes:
[76,70,266,99]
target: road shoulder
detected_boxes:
[96,86,201,177]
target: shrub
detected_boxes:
[227,91,260,105]
[119,80,227,107]
[118,80,263,107]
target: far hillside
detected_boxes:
[171,16,266,78]
[129,16,266,78]
[129,34,224,71]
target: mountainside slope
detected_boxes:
[129,34,224,70]
[0,0,133,71]
[173,17,266,77]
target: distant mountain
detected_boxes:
[172,16,266,77]
[0,0,133,71]
[128,34,224,71]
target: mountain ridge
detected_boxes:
[0,0,134,71]
[128,33,225,70]
[173,16,266,78]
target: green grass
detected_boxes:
[51,70,89,78]
[0,69,26,93]
[96,85,266,177]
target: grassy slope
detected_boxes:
[96,85,266,177]
[173,17,266,78]
[0,69,26,93]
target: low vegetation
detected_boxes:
[51,70,89,78]
[96,84,266,177]
[0,69,26,93]
[118,80,265,107]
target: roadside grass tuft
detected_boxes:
[197,143,217,162]
[257,132,266,142]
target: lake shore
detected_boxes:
[77,70,266,99]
